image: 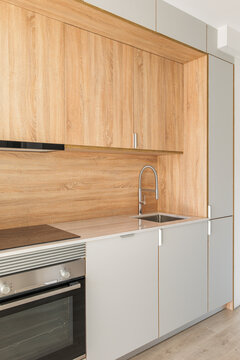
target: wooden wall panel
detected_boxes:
[0,0,204,64]
[0,151,157,230]
[158,55,208,217]
[134,49,184,152]
[65,25,134,149]
[0,2,65,143]
[161,58,184,151]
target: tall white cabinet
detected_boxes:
[83,0,156,30]
[86,231,159,360]
[208,55,234,219]
[208,55,234,311]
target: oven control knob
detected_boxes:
[0,284,11,296]
[60,269,71,280]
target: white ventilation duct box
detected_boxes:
[218,25,240,58]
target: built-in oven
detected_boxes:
[0,259,86,360]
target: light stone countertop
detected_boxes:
[0,213,208,257]
[51,213,208,242]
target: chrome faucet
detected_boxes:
[138,166,159,215]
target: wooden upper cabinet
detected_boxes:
[65,28,184,152]
[0,2,65,144]
[134,49,184,152]
[0,1,184,151]
[65,25,134,149]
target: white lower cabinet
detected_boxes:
[159,222,208,337]
[85,220,231,358]
[86,230,159,360]
[208,217,233,311]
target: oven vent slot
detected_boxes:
[0,243,86,277]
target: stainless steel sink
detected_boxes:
[135,214,186,223]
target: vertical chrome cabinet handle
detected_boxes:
[208,205,212,219]
[208,221,212,236]
[133,133,138,149]
[159,229,163,247]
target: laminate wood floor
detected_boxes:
[132,308,240,360]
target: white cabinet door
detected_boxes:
[159,222,208,337]
[83,0,156,30]
[209,217,233,312]
[156,0,206,51]
[86,231,159,360]
[209,56,234,219]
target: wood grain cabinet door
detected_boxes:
[134,49,184,152]
[0,2,65,144]
[65,25,134,149]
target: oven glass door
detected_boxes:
[0,278,85,360]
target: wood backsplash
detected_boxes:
[158,56,208,218]
[0,150,158,230]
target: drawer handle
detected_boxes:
[120,233,135,238]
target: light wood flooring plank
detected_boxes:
[132,309,240,360]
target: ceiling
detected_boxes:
[163,0,240,32]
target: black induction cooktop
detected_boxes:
[0,224,80,251]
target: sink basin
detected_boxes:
[135,214,185,223]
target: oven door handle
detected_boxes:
[0,283,81,312]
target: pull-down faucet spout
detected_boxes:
[138,165,159,215]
